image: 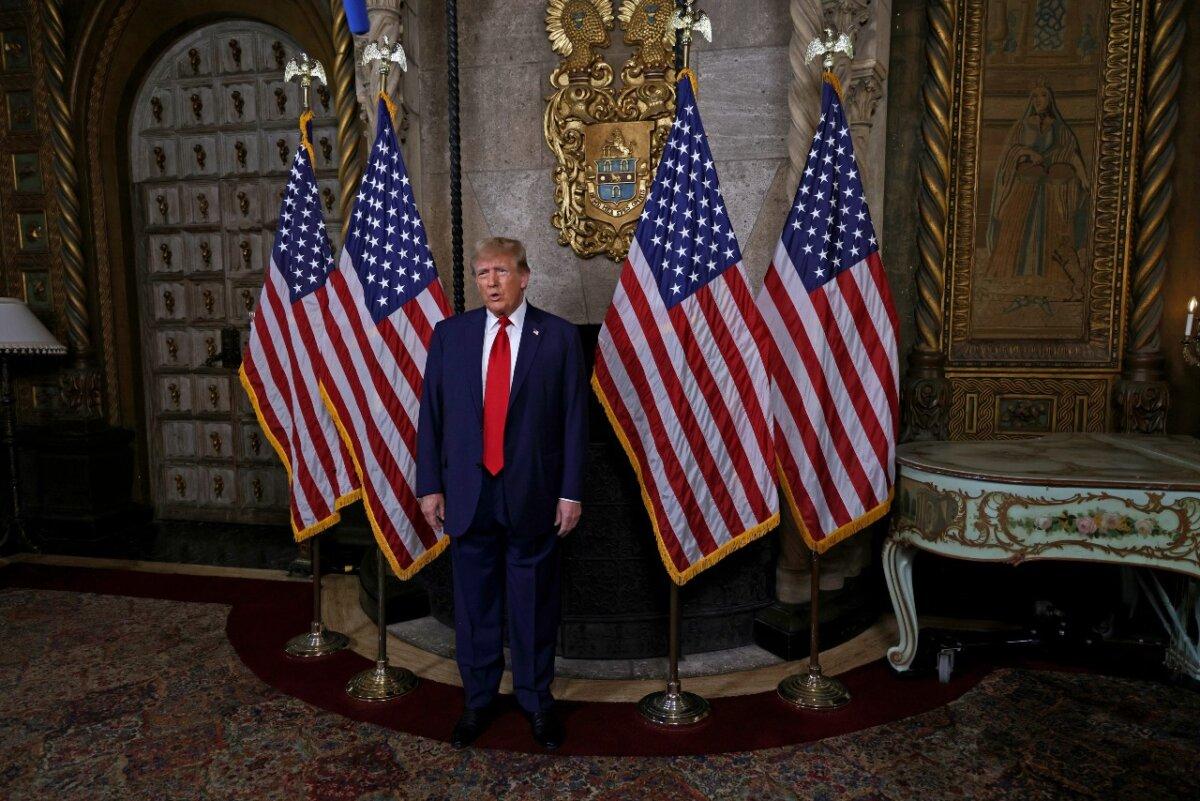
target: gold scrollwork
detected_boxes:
[544,0,676,261]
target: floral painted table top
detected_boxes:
[897,434,1200,491]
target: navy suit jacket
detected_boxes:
[415,304,588,537]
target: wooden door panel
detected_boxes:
[132,21,340,523]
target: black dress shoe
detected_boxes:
[527,708,564,750]
[451,707,490,749]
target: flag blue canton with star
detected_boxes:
[783,80,879,294]
[274,131,336,304]
[345,98,437,324]
[634,77,742,310]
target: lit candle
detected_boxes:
[1188,297,1198,337]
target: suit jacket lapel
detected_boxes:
[468,309,486,418]
[509,304,543,411]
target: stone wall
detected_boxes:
[413,0,796,323]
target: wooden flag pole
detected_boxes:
[637,582,711,726]
[777,547,851,708]
[344,41,420,703]
[345,546,419,701]
[282,54,348,660]
[636,2,714,728]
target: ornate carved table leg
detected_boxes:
[883,537,919,672]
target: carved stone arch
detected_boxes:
[68,0,337,501]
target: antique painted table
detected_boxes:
[884,433,1200,680]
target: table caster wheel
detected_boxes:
[937,648,956,684]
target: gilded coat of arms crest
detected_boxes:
[544,0,677,261]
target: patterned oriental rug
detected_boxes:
[2,563,1199,800]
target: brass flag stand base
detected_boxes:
[285,536,350,658]
[638,583,710,726]
[777,548,851,710]
[345,547,418,702]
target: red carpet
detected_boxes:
[1,561,992,756]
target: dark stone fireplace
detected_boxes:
[411,324,777,659]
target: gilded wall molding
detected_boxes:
[40,0,90,363]
[913,0,952,358]
[331,0,363,232]
[84,1,139,423]
[900,0,953,442]
[1117,0,1183,434]
[1130,0,1182,357]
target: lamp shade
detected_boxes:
[0,297,66,355]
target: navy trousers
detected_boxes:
[450,473,561,713]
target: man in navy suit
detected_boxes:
[417,237,587,750]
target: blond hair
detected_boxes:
[471,237,530,273]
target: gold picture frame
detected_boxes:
[943,0,1148,368]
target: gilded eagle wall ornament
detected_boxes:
[545,0,677,261]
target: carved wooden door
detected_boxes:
[130,21,342,522]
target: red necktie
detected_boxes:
[482,316,511,475]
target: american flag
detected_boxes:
[593,77,780,585]
[319,95,451,578]
[756,76,899,552]
[239,112,362,540]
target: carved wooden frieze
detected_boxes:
[948,374,1110,439]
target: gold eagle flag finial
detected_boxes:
[669,1,712,47]
[804,27,853,71]
[360,35,408,77]
[283,52,326,110]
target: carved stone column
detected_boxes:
[900,0,954,442]
[1115,0,1183,434]
[786,0,825,190]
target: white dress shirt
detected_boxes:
[480,298,578,506]
[481,298,526,391]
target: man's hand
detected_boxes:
[420,493,445,533]
[555,499,581,538]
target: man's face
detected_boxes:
[473,252,529,317]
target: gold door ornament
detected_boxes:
[544,0,677,261]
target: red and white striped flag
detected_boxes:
[756,74,899,552]
[593,76,779,585]
[239,112,361,540]
[319,95,451,578]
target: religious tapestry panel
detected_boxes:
[939,0,1148,438]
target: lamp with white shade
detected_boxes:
[0,297,66,552]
